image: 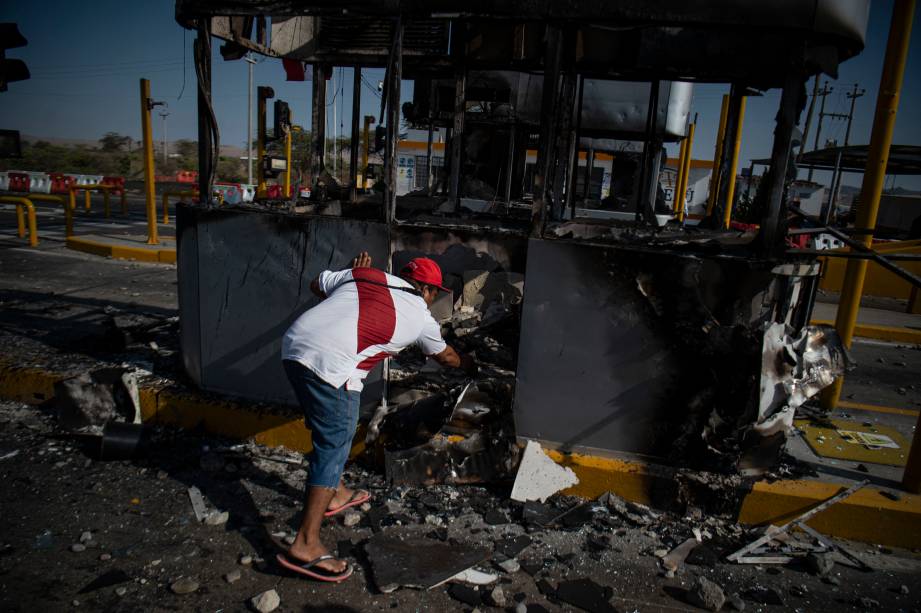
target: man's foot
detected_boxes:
[287,540,347,574]
[325,486,371,516]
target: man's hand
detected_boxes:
[351,251,372,268]
[432,346,478,377]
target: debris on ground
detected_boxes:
[250,588,280,612]
[687,575,726,611]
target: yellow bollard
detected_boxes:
[84,188,91,211]
[677,122,696,222]
[2,196,38,246]
[722,96,747,229]
[821,0,916,422]
[24,194,71,238]
[673,137,688,215]
[162,192,170,224]
[140,78,159,245]
[705,95,730,218]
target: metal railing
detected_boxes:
[1,196,38,246]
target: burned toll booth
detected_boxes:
[174,1,868,473]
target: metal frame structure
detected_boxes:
[171,0,903,471]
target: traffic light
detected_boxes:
[0,23,30,92]
[374,125,386,153]
[273,99,290,138]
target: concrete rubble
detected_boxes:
[2,399,920,611]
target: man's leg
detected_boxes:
[282,361,354,573]
[327,388,367,511]
[288,486,345,573]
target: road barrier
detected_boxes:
[68,184,116,217]
[162,190,197,224]
[1,195,38,246]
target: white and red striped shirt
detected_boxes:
[282,268,447,391]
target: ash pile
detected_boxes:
[371,269,525,486]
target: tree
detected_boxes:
[99,132,131,152]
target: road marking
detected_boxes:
[837,400,919,417]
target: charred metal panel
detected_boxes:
[177,205,389,408]
[514,239,779,462]
[176,209,203,387]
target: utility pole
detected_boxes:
[798,75,820,161]
[843,83,866,146]
[808,81,833,181]
[159,110,170,167]
[245,53,256,185]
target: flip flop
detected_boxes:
[276,552,353,583]
[324,489,371,517]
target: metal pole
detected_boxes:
[362,115,373,189]
[808,81,833,181]
[160,111,169,167]
[448,27,466,211]
[246,54,255,185]
[426,80,436,195]
[673,136,689,215]
[257,86,271,198]
[531,24,563,237]
[285,126,293,198]
[820,0,915,418]
[384,20,402,223]
[140,79,158,245]
[705,94,729,217]
[722,95,747,228]
[349,67,361,203]
[844,83,866,147]
[677,121,695,222]
[759,71,805,253]
[310,64,327,185]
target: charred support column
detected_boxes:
[448,24,466,210]
[759,71,805,253]
[564,74,585,218]
[716,87,745,228]
[635,80,661,224]
[349,67,362,203]
[552,71,578,219]
[195,25,214,206]
[383,20,403,223]
[530,24,563,237]
[310,63,328,184]
[503,123,516,204]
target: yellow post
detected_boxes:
[140,78,158,245]
[84,188,91,211]
[673,137,688,215]
[677,122,695,222]
[257,89,267,198]
[362,115,374,189]
[821,0,915,421]
[705,94,730,217]
[722,96,747,229]
[2,196,38,246]
[162,192,170,224]
[284,127,293,198]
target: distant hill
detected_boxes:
[21,134,246,158]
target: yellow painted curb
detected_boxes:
[545,447,921,549]
[811,319,921,345]
[837,400,919,417]
[738,479,921,549]
[66,237,177,264]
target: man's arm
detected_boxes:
[431,345,477,376]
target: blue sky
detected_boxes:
[1,0,919,188]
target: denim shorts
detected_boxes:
[283,360,360,490]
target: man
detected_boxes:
[276,251,475,582]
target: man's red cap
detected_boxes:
[401,257,449,292]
